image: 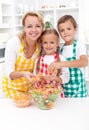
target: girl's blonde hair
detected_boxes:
[37,28,61,76]
[57,15,77,32]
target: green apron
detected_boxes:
[60,40,88,97]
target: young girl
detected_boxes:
[33,28,70,97]
[48,15,88,97]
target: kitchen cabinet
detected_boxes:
[0,0,15,47]
[36,0,79,27]
[0,0,79,45]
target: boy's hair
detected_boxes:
[37,28,61,76]
[57,15,77,32]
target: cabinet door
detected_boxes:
[0,1,14,46]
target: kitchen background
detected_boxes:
[0,0,89,97]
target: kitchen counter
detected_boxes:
[0,98,89,130]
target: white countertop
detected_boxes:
[0,98,89,130]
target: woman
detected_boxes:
[2,11,44,107]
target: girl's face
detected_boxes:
[24,16,43,41]
[58,20,77,45]
[42,34,59,55]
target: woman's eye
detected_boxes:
[36,25,41,28]
[26,25,41,28]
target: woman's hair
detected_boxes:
[18,11,44,40]
[57,15,77,32]
[37,28,61,76]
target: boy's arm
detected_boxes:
[48,55,88,71]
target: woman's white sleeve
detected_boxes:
[5,37,20,78]
[60,55,70,84]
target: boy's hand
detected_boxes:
[48,62,60,73]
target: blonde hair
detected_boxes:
[19,11,44,40]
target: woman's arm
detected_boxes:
[5,37,34,81]
[9,71,35,81]
[5,37,20,79]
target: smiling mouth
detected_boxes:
[64,35,70,37]
[46,48,52,50]
[31,34,37,37]
[29,32,38,37]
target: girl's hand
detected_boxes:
[44,74,62,84]
[44,74,56,82]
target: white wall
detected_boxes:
[79,0,89,43]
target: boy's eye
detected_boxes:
[43,42,47,44]
[59,29,64,32]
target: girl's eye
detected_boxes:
[50,42,54,44]
[67,28,71,30]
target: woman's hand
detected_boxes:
[22,71,35,81]
[9,71,35,80]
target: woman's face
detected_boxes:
[58,20,77,45]
[24,16,43,41]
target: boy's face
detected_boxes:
[58,20,77,45]
[42,34,59,55]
